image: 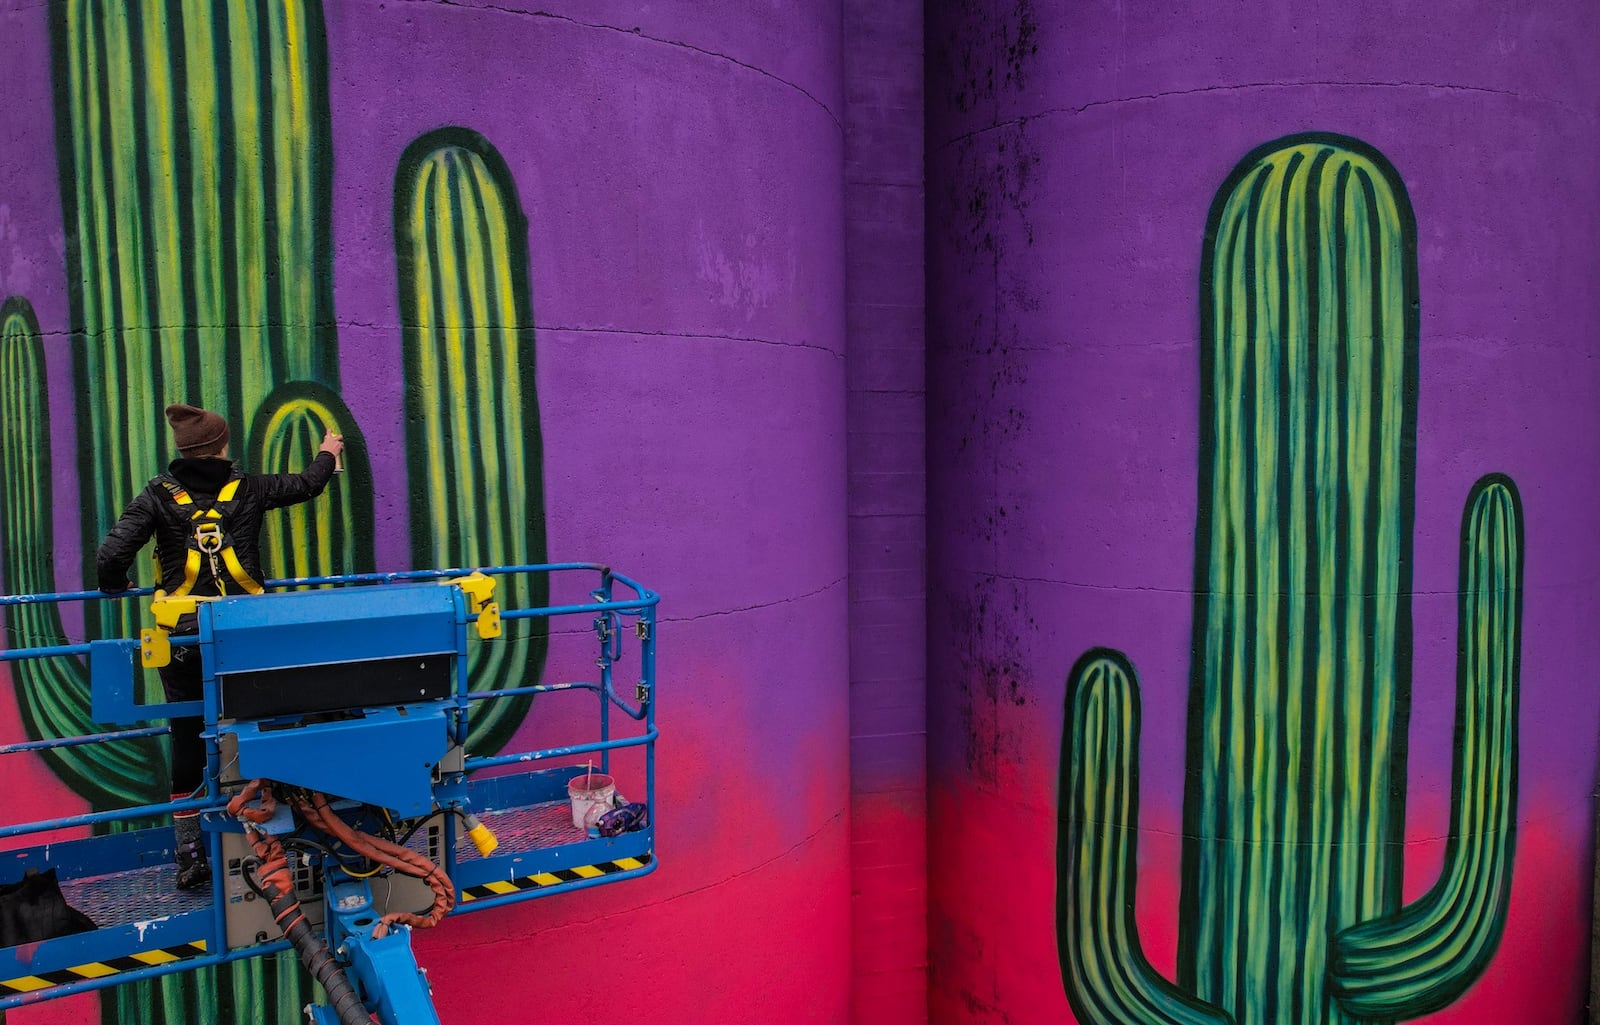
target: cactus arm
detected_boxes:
[396,128,549,757]
[1060,650,1234,1025]
[1328,475,1522,1019]
[0,297,166,809]
[248,382,375,584]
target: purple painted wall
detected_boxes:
[327,8,851,1022]
[928,3,1600,1024]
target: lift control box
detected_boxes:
[207,583,465,817]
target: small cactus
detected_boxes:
[249,382,375,586]
[396,128,550,757]
[1058,135,1522,1025]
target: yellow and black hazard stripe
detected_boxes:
[459,854,653,902]
[1,940,208,995]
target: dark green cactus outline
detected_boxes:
[393,125,550,757]
[1058,132,1523,1025]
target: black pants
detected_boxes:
[155,614,206,797]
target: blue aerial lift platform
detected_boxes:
[0,563,659,1024]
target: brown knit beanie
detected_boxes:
[165,403,229,457]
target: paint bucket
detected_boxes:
[568,772,616,829]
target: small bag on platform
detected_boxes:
[0,868,96,948]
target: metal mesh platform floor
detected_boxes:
[59,864,211,930]
[458,800,588,859]
[48,802,594,930]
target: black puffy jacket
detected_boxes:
[96,453,336,594]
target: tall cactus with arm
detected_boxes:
[1057,134,1523,1025]
[50,0,343,642]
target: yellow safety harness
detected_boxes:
[141,476,264,670]
[154,476,264,598]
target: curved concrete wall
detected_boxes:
[927,3,1600,1024]
[0,2,848,1023]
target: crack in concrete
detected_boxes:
[661,575,845,624]
[395,0,842,132]
[935,78,1595,150]
[17,321,844,357]
[541,324,843,358]
[966,569,1595,598]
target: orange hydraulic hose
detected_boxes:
[293,790,455,938]
[226,781,369,1025]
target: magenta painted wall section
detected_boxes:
[0,2,848,1023]
[928,3,1600,1025]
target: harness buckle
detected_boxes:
[194,522,224,555]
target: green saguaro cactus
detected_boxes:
[1057,135,1523,1025]
[395,129,550,756]
[0,3,358,1023]
[51,0,342,645]
[0,296,164,808]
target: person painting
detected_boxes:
[96,403,344,890]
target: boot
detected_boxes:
[174,813,211,891]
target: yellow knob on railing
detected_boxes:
[149,591,200,629]
[447,571,497,614]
